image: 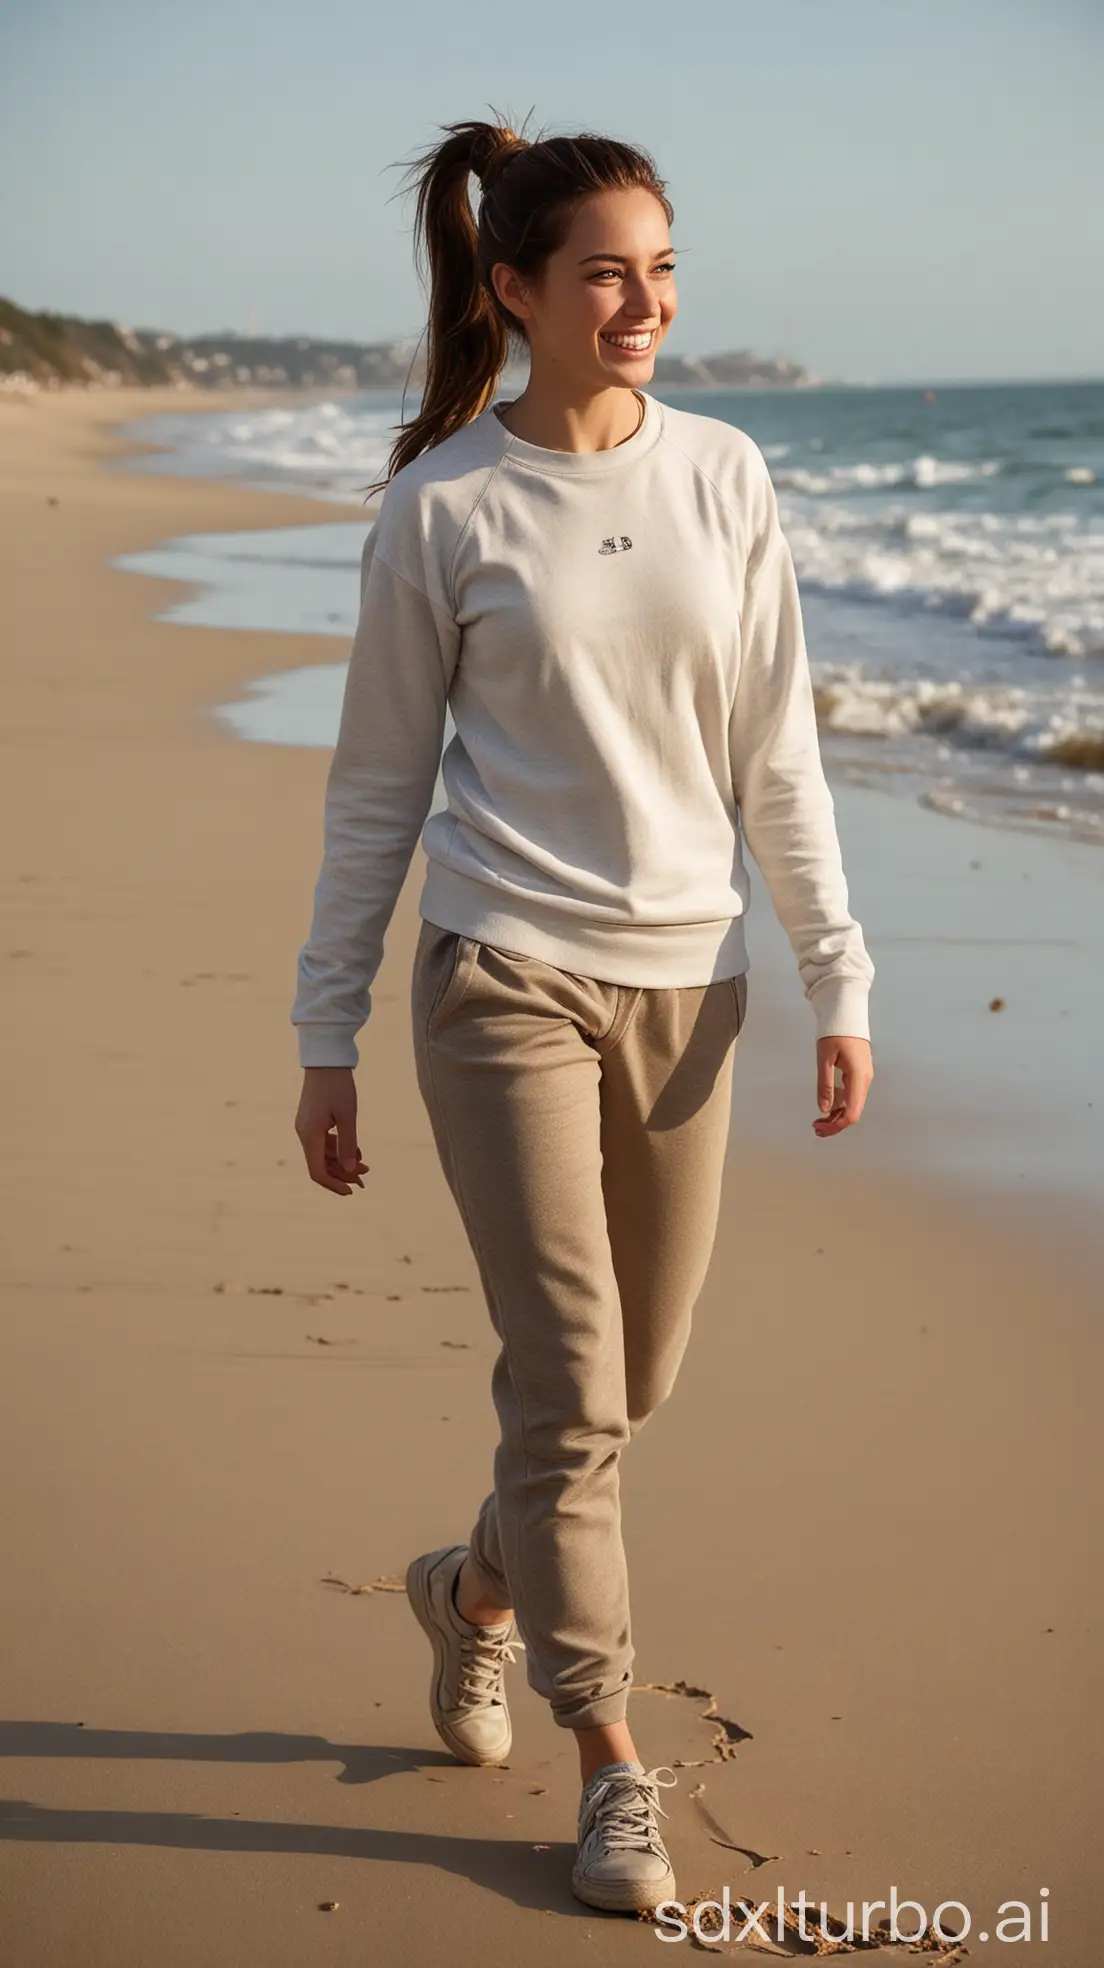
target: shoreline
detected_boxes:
[0,387,1099,1965]
[107,383,1104,857]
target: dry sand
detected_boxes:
[0,389,1099,1965]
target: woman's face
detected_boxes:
[492,186,678,394]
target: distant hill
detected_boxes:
[0,300,426,392]
[653,349,812,388]
[0,298,813,393]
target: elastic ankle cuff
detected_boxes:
[554,1687,632,1730]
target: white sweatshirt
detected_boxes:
[292,388,873,1067]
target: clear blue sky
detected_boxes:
[2,0,1099,383]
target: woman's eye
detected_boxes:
[593,262,675,280]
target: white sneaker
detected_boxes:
[404,1544,523,1766]
[573,1760,679,1912]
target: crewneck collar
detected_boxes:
[483,389,664,477]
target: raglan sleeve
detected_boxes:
[727,445,874,1042]
[290,514,461,1068]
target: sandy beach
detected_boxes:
[0,388,1100,1965]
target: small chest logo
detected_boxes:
[598,535,633,555]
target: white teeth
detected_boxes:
[601,331,653,349]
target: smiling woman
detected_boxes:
[356,116,684,479]
[489,190,682,450]
[290,109,874,1920]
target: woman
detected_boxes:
[292,115,874,1916]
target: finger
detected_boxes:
[302,1128,355,1195]
[838,1056,872,1127]
[326,1127,368,1180]
[843,1082,870,1126]
[324,1154,366,1189]
[813,1096,850,1137]
[334,1111,361,1177]
[817,1046,838,1114]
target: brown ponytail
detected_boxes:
[361,107,672,501]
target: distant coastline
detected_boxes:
[0,295,814,395]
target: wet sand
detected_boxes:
[0,388,1099,1965]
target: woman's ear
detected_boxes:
[489,261,532,329]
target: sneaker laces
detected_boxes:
[455,1624,525,1709]
[580,1765,678,1857]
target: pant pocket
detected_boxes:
[427,931,481,1032]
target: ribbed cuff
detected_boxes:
[809,976,872,1043]
[296,1024,360,1069]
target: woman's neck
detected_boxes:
[494,388,645,455]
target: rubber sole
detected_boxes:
[571,1866,678,1913]
[404,1547,512,1768]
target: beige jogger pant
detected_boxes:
[410,920,747,1732]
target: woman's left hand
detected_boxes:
[813,1036,874,1138]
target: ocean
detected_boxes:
[119,378,1104,849]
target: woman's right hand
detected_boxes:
[295,1067,369,1196]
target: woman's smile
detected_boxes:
[599,327,657,355]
